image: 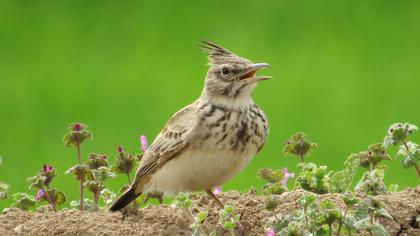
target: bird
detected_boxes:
[110,41,271,211]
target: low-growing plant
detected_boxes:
[284,132,318,163]
[63,123,92,210]
[353,197,392,236]
[9,193,36,211]
[269,192,391,236]
[218,205,241,236]
[324,154,359,194]
[384,123,420,181]
[172,192,212,236]
[112,145,147,207]
[84,153,115,210]
[27,165,66,211]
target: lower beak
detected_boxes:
[238,63,272,83]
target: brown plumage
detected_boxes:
[110,41,271,211]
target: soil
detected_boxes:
[1,187,419,236]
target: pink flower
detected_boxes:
[36,189,45,201]
[281,168,295,189]
[266,228,275,236]
[42,164,54,172]
[118,146,123,153]
[73,123,82,131]
[213,186,222,195]
[140,135,148,152]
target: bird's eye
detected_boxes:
[221,67,230,76]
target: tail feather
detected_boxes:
[109,187,140,211]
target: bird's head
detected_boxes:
[200,41,272,104]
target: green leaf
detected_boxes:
[65,164,89,180]
[372,223,390,236]
[223,222,235,231]
[354,200,369,220]
[374,208,393,220]
[197,211,208,223]
[343,215,356,229]
[54,190,66,205]
[388,184,398,193]
[11,193,36,210]
[354,218,370,230]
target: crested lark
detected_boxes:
[110,41,271,211]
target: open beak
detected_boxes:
[238,63,272,83]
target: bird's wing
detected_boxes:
[132,102,200,193]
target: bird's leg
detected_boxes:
[205,189,224,209]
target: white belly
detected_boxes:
[145,147,256,196]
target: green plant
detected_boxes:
[63,123,92,210]
[218,205,241,236]
[172,192,210,236]
[353,144,391,196]
[112,145,146,207]
[384,122,420,181]
[353,197,392,236]
[27,165,66,211]
[10,193,36,211]
[284,132,318,163]
[84,153,115,210]
[324,154,359,194]
[295,162,330,194]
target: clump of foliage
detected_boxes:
[172,192,213,236]
[218,205,241,236]
[284,132,318,163]
[354,144,391,196]
[325,154,359,193]
[63,123,92,210]
[268,192,391,236]
[27,165,66,211]
[295,162,330,194]
[112,145,147,207]
[84,153,115,210]
[384,122,420,181]
[9,193,36,211]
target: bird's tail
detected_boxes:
[109,186,140,211]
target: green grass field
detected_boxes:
[1,1,420,209]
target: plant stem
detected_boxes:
[337,208,348,236]
[300,154,305,163]
[76,143,84,211]
[403,141,420,181]
[41,187,57,211]
[328,224,332,236]
[183,208,208,236]
[126,172,132,184]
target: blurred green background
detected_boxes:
[1,0,420,209]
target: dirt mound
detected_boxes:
[1,188,419,236]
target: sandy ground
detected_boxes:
[1,187,419,236]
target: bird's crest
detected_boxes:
[199,41,239,65]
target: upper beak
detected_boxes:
[238,63,272,83]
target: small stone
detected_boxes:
[14,224,23,234]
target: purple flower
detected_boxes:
[281,168,295,189]
[213,186,222,195]
[43,164,54,172]
[266,228,275,236]
[118,146,123,153]
[73,123,82,131]
[140,135,148,152]
[36,189,45,201]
